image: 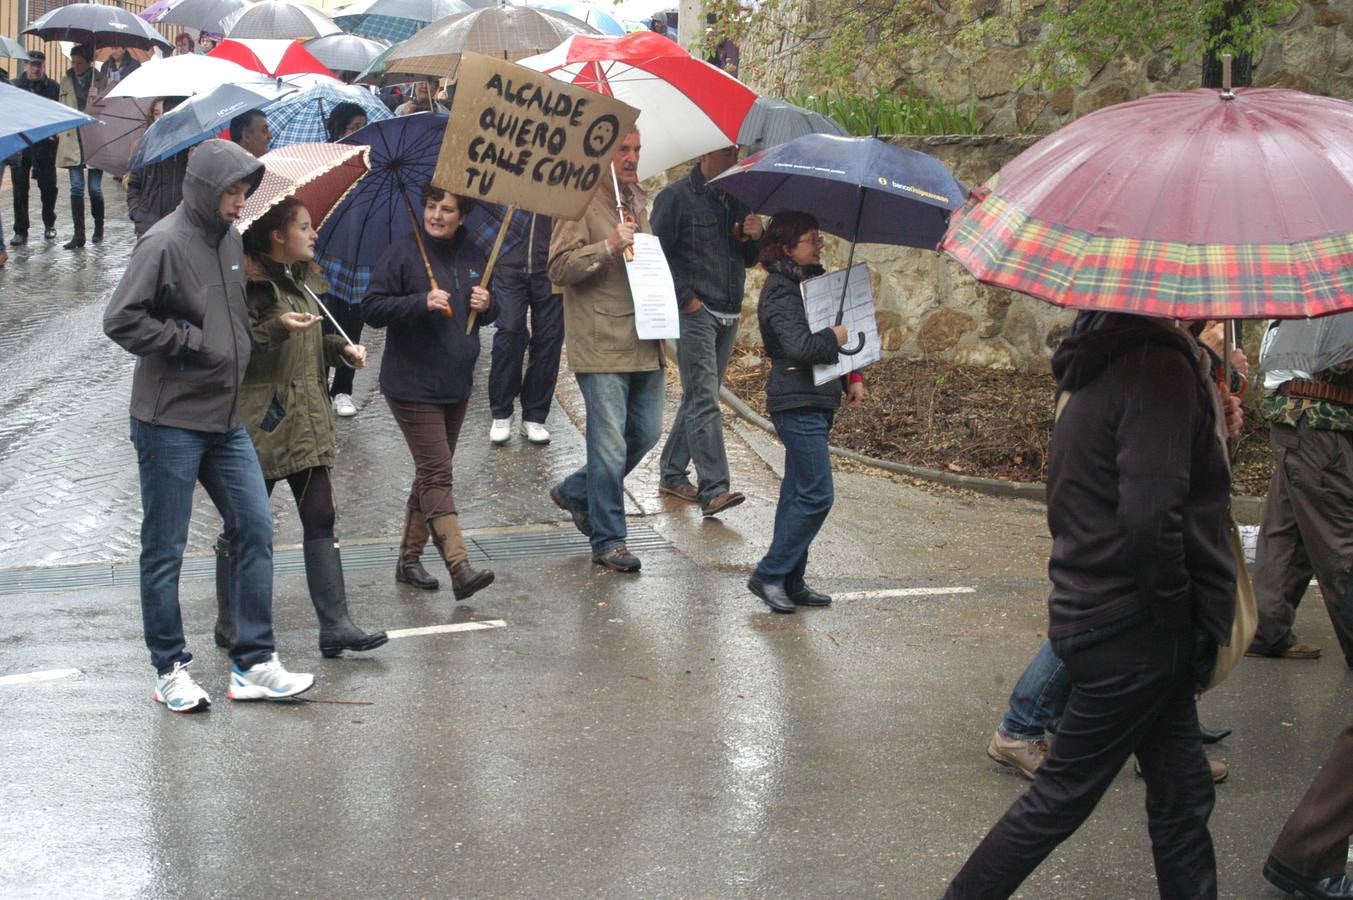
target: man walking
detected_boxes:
[944,312,1235,899]
[651,145,761,517]
[55,45,106,249]
[1262,720,1353,899]
[548,129,664,573]
[8,50,60,246]
[104,139,314,712]
[488,212,563,446]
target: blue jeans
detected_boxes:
[68,165,103,198]
[555,369,665,553]
[130,420,276,675]
[754,407,835,590]
[659,306,739,505]
[1000,639,1071,740]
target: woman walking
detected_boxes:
[220,197,387,658]
[747,211,865,613]
[364,184,497,599]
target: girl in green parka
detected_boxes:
[214,197,387,658]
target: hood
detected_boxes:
[180,139,264,239]
[1051,312,1200,392]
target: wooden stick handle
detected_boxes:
[399,188,447,316]
[465,204,517,335]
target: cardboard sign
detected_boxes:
[801,263,881,385]
[434,52,640,221]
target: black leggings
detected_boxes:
[266,466,336,541]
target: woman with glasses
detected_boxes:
[746,211,866,614]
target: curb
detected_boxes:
[719,386,1266,522]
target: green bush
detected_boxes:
[793,87,979,136]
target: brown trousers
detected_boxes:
[1270,720,1353,878]
[387,397,468,522]
[1251,419,1353,665]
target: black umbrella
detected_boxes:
[23,3,172,53]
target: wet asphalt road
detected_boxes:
[2,187,1352,898]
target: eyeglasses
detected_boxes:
[796,233,825,247]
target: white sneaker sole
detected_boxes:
[522,431,551,445]
[227,673,315,701]
[490,434,510,445]
[153,689,211,713]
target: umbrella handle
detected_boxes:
[839,331,867,356]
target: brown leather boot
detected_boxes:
[395,506,439,590]
[428,513,494,600]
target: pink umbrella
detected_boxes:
[209,37,332,77]
[518,31,757,178]
[239,141,371,233]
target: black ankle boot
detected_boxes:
[62,196,85,250]
[90,194,104,244]
[213,535,234,649]
[303,537,388,658]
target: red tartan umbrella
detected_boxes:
[210,38,332,77]
[942,87,1353,320]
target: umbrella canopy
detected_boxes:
[0,81,97,160]
[106,53,271,99]
[0,35,32,60]
[527,0,626,35]
[334,0,490,43]
[238,141,371,232]
[137,0,181,23]
[266,81,392,147]
[518,32,758,179]
[943,87,1353,320]
[737,96,847,153]
[1259,313,1353,377]
[381,5,599,81]
[130,80,296,169]
[23,3,172,53]
[314,112,525,301]
[160,0,249,31]
[711,133,965,248]
[220,0,341,40]
[303,33,388,74]
[210,38,332,76]
[80,95,157,177]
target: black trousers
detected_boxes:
[945,618,1217,900]
[487,267,563,423]
[9,147,58,237]
[265,467,336,541]
[322,297,364,398]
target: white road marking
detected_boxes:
[386,620,507,640]
[0,668,81,687]
[831,587,976,602]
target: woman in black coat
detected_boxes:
[747,211,866,613]
[364,183,498,600]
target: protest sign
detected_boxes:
[801,263,880,385]
[625,233,679,340]
[433,52,640,221]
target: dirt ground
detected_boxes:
[723,354,1276,496]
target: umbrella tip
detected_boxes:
[1221,52,1235,100]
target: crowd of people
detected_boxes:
[9,61,1341,894]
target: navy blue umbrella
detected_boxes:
[711,133,966,353]
[129,81,296,170]
[0,82,97,161]
[315,112,527,303]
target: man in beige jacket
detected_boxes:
[547,130,664,573]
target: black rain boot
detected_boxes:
[303,537,389,658]
[213,535,234,649]
[90,194,104,244]
[62,195,85,250]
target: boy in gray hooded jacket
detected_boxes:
[104,139,314,712]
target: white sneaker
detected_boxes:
[489,417,512,444]
[333,393,357,417]
[227,653,314,701]
[153,660,211,713]
[521,421,551,444]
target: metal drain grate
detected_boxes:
[0,524,673,596]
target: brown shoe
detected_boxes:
[658,482,699,503]
[1134,756,1229,784]
[450,560,495,600]
[1245,641,1322,660]
[987,729,1048,780]
[701,490,746,517]
[395,506,440,591]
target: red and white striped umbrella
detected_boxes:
[239,141,371,233]
[210,38,333,77]
[518,31,757,178]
